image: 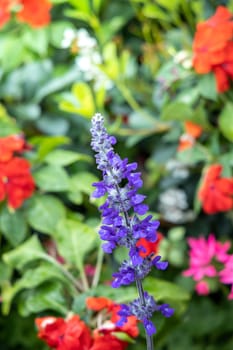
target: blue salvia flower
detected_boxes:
[90,113,174,347]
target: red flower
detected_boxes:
[192,6,233,92]
[17,0,52,27]
[0,0,12,28]
[86,297,114,312]
[178,121,203,151]
[36,315,92,350]
[198,164,233,214]
[90,332,127,350]
[36,317,66,348]
[136,232,163,258]
[0,157,35,209]
[86,297,139,339]
[0,134,28,162]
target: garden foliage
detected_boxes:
[0,0,233,349]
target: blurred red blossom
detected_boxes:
[192,6,233,92]
[198,164,233,214]
[178,121,203,152]
[17,0,52,28]
[36,315,92,350]
[0,157,35,209]
[0,134,30,162]
[35,297,139,350]
[136,232,163,258]
[0,0,52,28]
[0,0,12,27]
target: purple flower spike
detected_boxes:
[90,113,174,339]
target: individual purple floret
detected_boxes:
[116,292,174,336]
[90,113,174,345]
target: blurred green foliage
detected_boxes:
[0,0,233,349]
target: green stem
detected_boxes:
[44,255,84,293]
[92,245,104,288]
[79,265,89,291]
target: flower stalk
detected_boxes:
[90,113,174,350]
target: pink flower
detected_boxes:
[219,255,233,300]
[183,234,231,296]
[195,280,210,295]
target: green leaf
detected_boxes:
[55,218,98,270]
[177,144,210,164]
[143,277,190,303]
[68,171,100,205]
[0,36,25,72]
[218,103,233,142]
[44,149,92,166]
[3,236,46,270]
[26,195,66,235]
[198,73,217,101]
[0,207,28,246]
[23,28,48,56]
[18,282,68,316]
[1,263,72,315]
[49,22,75,47]
[161,102,193,121]
[33,67,80,103]
[29,135,70,160]
[59,82,95,118]
[112,332,135,344]
[34,165,69,192]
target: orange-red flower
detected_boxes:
[0,157,35,209]
[90,332,128,350]
[178,121,203,152]
[136,232,163,258]
[0,0,12,27]
[17,0,51,27]
[198,164,233,214]
[86,296,139,339]
[86,296,114,312]
[192,6,233,92]
[0,134,28,162]
[0,0,51,28]
[36,315,92,350]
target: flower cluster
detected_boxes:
[0,134,35,209]
[178,121,203,152]
[192,6,233,92]
[198,164,233,214]
[0,0,52,28]
[90,114,174,336]
[35,296,139,350]
[183,234,233,299]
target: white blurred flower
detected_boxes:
[61,28,113,89]
[158,188,195,223]
[166,159,189,179]
[173,50,192,69]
